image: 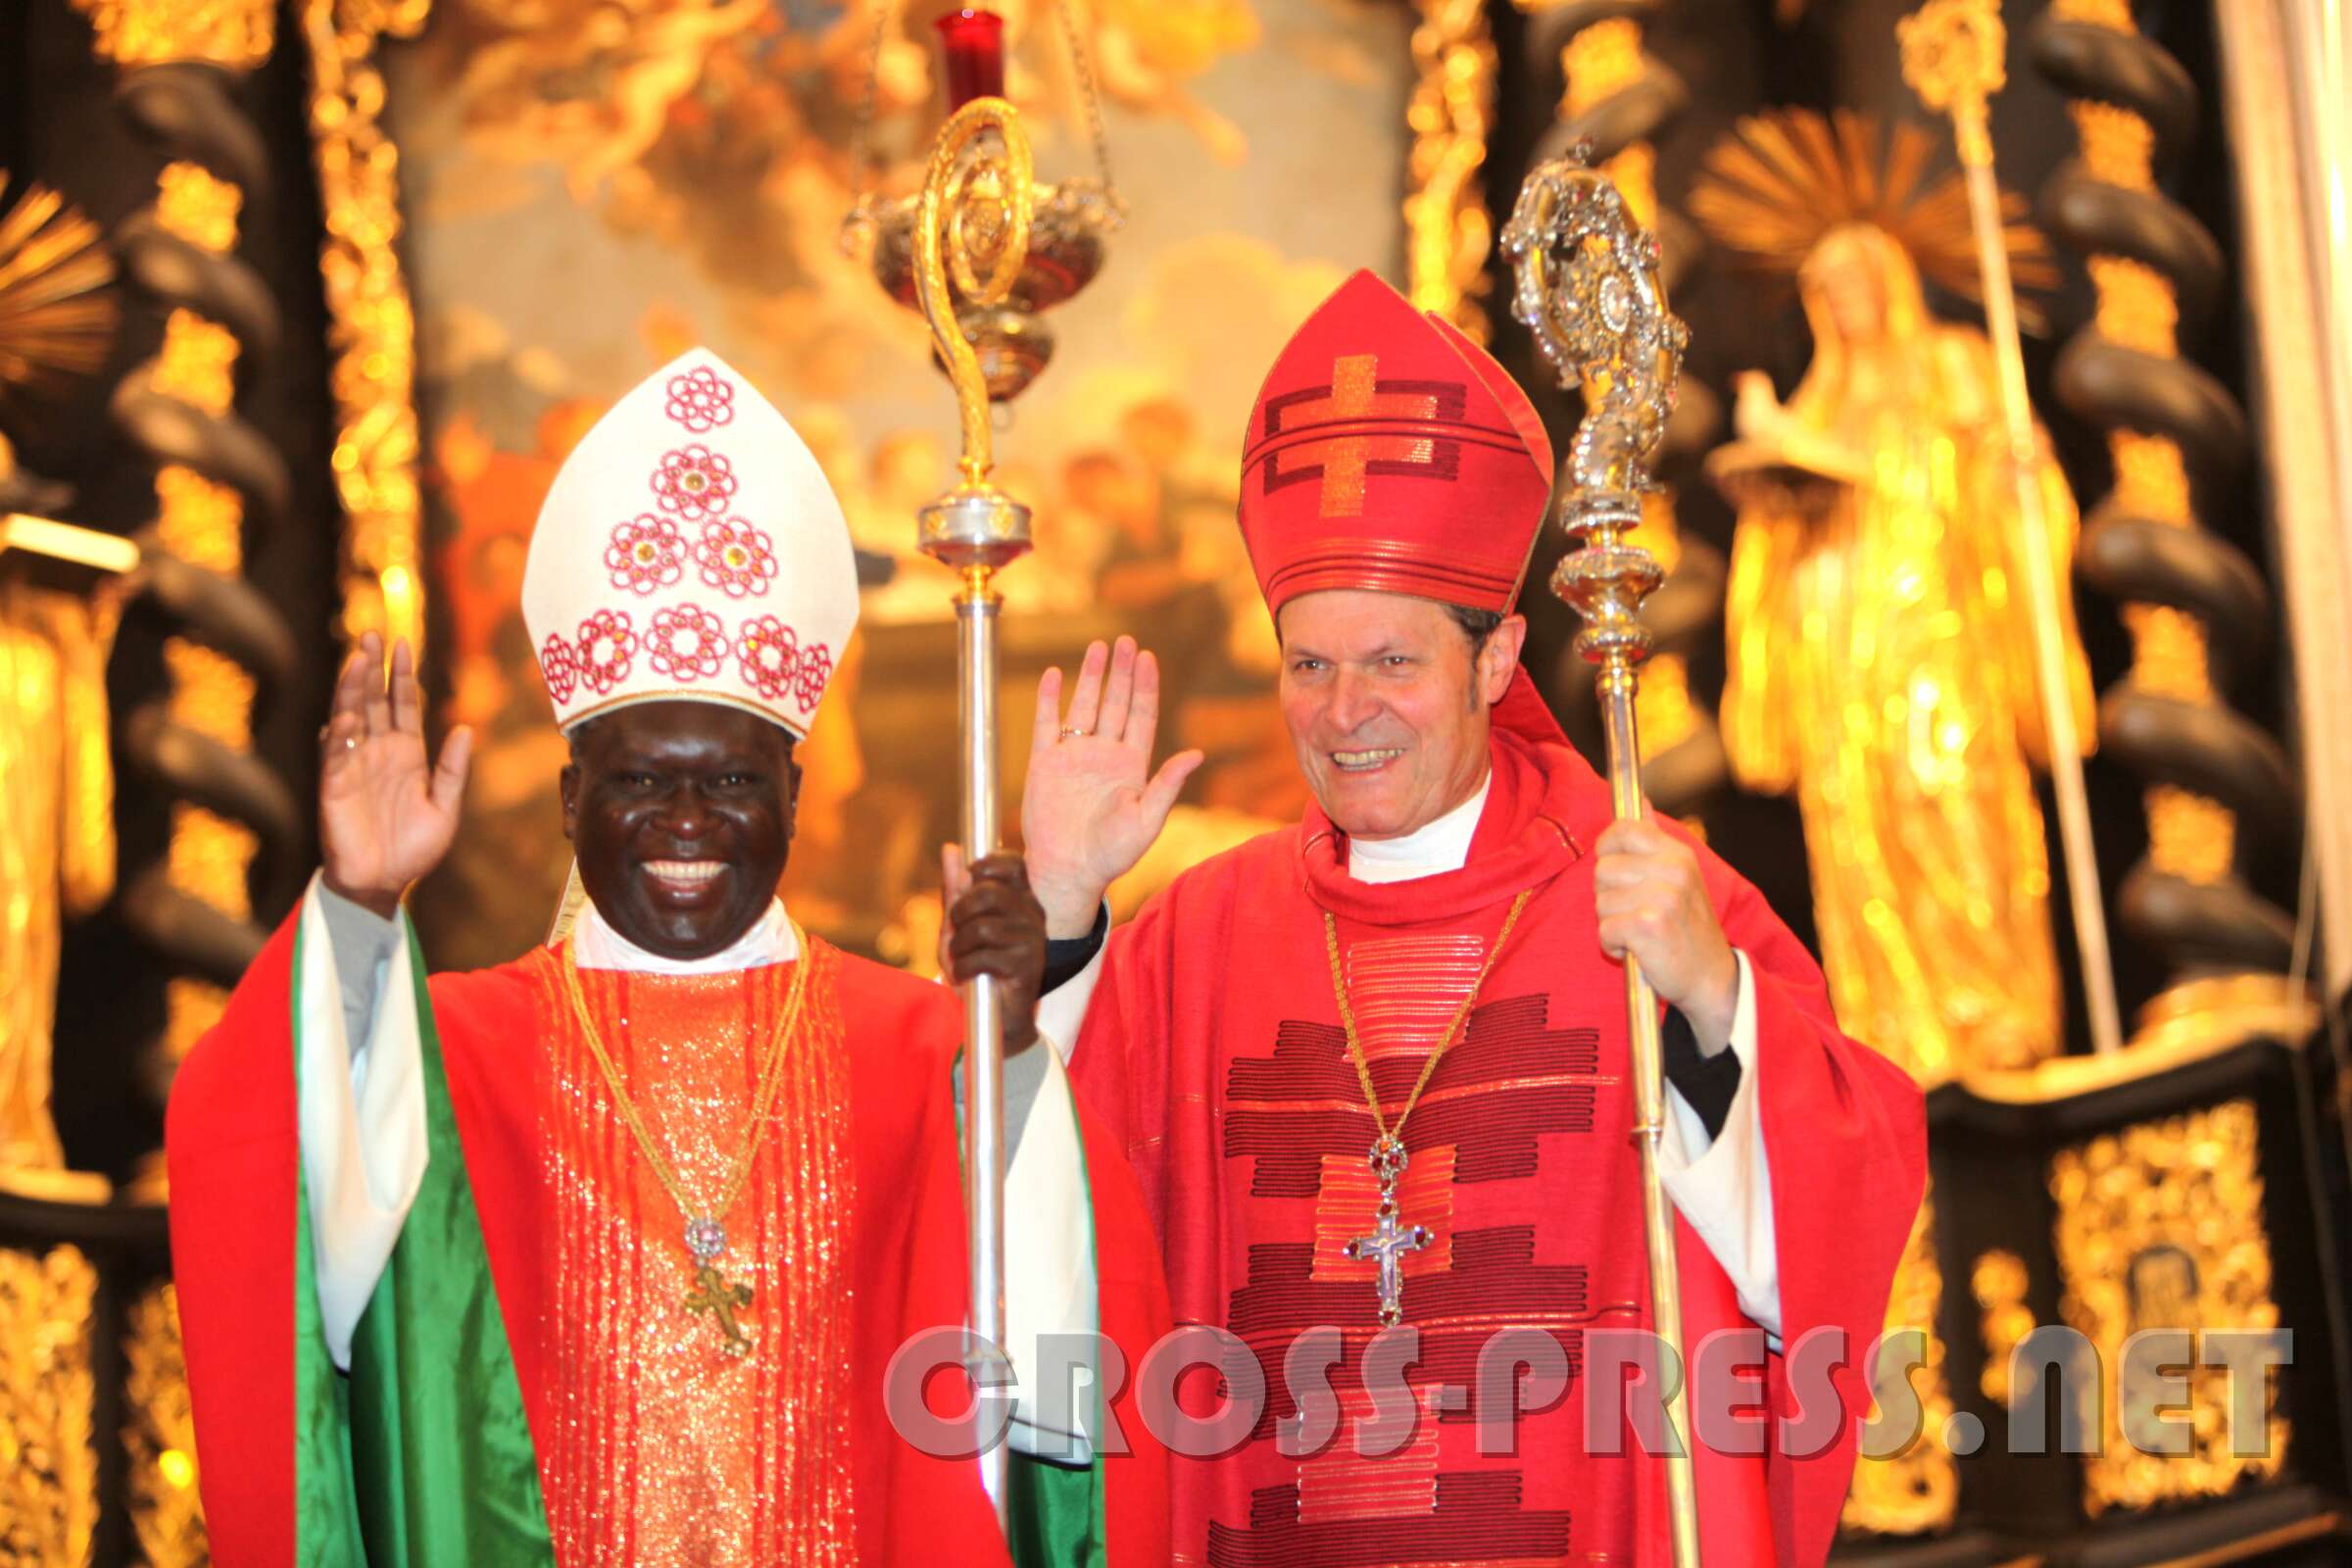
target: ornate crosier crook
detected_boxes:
[1501,146,1702,1568]
[912,92,1035,1535]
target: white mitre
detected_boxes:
[520,347,858,739]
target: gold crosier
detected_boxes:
[556,928,812,1356]
[910,94,1035,1531]
[1325,892,1532,1326]
[1501,146,1700,1568]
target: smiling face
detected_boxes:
[560,701,797,959]
[1276,589,1525,841]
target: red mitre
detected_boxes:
[1237,270,1554,620]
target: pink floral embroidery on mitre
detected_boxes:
[793,642,834,712]
[648,603,729,682]
[605,514,685,595]
[664,368,735,434]
[651,445,736,522]
[539,633,580,703]
[736,614,802,703]
[693,518,778,599]
[576,610,636,695]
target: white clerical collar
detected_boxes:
[1345,770,1492,885]
[572,896,798,973]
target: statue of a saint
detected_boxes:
[0,437,124,1199]
[1697,113,2092,1084]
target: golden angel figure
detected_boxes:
[1697,112,2093,1084]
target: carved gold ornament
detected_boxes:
[0,175,118,415]
[0,1246,100,1565]
[300,0,432,654]
[2049,1099,2289,1513]
[1404,0,1498,340]
[123,1284,206,1566]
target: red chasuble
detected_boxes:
[1068,674,1926,1566]
[169,917,1171,1566]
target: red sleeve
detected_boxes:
[1696,842,1930,1567]
[166,909,302,1568]
[1068,893,1180,1232]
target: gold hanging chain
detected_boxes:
[557,927,811,1250]
[843,0,1120,236]
[1323,889,1534,1145]
[1052,0,1120,200]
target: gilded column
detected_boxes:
[2032,0,2303,1031]
[1404,0,1499,339]
[298,0,432,653]
[70,0,301,1147]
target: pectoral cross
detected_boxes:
[1347,1201,1431,1327]
[686,1262,755,1356]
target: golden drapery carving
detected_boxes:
[123,1285,206,1568]
[2049,1099,2289,1514]
[1841,1185,1959,1536]
[1699,119,2089,1085]
[1403,0,1496,340]
[0,580,119,1180]
[300,0,431,656]
[0,1246,99,1567]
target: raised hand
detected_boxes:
[318,633,474,919]
[1020,636,1203,938]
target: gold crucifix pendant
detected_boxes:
[686,1261,756,1356]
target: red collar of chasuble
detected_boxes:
[1238,270,1554,618]
[1301,668,1609,927]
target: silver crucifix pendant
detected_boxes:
[1347,1199,1431,1327]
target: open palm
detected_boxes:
[1019,637,1202,937]
[318,633,473,917]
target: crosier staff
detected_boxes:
[1901,0,2125,1059]
[913,95,1036,1531]
[1502,147,1702,1568]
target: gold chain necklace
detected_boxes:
[1323,889,1533,1325]
[558,928,811,1356]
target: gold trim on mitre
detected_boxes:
[1690,108,2059,309]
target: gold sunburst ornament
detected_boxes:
[1689,109,2056,312]
[0,173,118,416]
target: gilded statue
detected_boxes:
[0,444,122,1194]
[0,172,121,1197]
[1696,111,2092,1084]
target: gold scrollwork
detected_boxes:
[1972,1248,2034,1404]
[0,1246,100,1565]
[124,1284,207,1568]
[71,0,273,67]
[1842,1189,1959,1537]
[2048,1099,2290,1514]
[300,0,432,654]
[1404,0,1497,341]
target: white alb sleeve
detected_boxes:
[295,873,430,1370]
[1655,951,1782,1341]
[1001,1033,1101,1465]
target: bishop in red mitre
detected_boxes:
[1017,271,1927,1564]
